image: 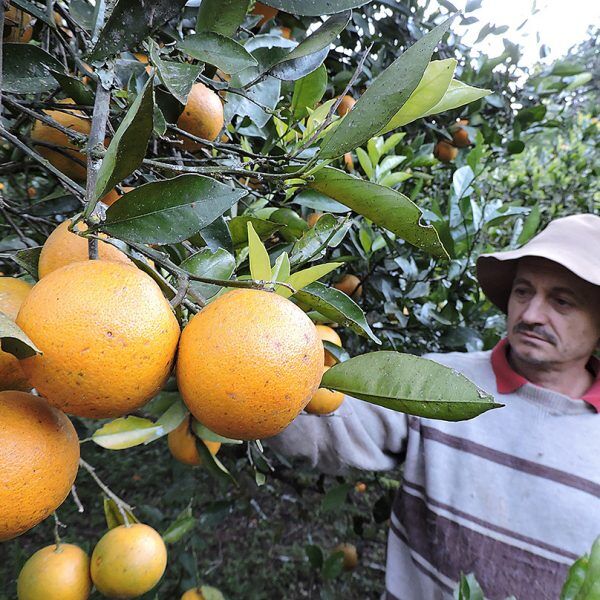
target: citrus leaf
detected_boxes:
[92,75,155,205]
[2,44,64,93]
[100,175,246,244]
[291,64,328,120]
[0,312,41,359]
[271,252,291,285]
[11,0,56,26]
[180,247,236,300]
[162,506,196,544]
[143,399,188,444]
[258,0,368,16]
[247,222,272,282]
[321,352,503,420]
[305,544,324,569]
[196,0,251,36]
[199,587,226,600]
[50,70,95,106]
[323,340,350,363]
[379,59,456,134]
[195,436,237,485]
[293,282,380,344]
[90,0,188,60]
[560,556,589,600]
[292,189,348,213]
[322,552,345,580]
[228,216,281,249]
[280,262,342,299]
[92,416,161,450]
[322,483,352,512]
[103,498,139,530]
[12,246,42,280]
[191,420,243,445]
[144,390,181,418]
[424,79,491,117]
[179,32,257,75]
[319,16,456,158]
[289,214,348,267]
[308,167,448,259]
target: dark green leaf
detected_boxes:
[269,208,309,240]
[11,0,56,26]
[194,436,238,485]
[70,0,94,30]
[191,420,242,445]
[292,189,349,213]
[308,167,448,259]
[180,248,236,299]
[92,76,155,204]
[50,70,95,106]
[294,281,380,344]
[2,44,64,93]
[319,16,456,158]
[517,205,541,245]
[305,544,324,569]
[228,216,281,249]
[103,498,139,530]
[258,0,368,16]
[289,214,346,267]
[323,340,350,363]
[291,64,328,120]
[196,0,251,36]
[179,32,257,75]
[322,483,352,512]
[162,506,196,544]
[199,216,234,253]
[322,552,345,580]
[507,140,525,155]
[321,352,503,420]
[100,175,246,244]
[550,60,586,77]
[0,312,41,359]
[90,0,188,60]
[12,246,42,280]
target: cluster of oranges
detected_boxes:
[434,119,473,163]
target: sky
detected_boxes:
[448,0,600,66]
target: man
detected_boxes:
[269,214,600,600]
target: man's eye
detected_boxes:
[555,298,572,307]
[514,288,528,296]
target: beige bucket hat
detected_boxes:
[476,213,600,313]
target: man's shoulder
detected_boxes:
[420,349,494,384]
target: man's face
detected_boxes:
[506,257,600,369]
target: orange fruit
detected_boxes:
[133,52,152,75]
[307,212,323,228]
[333,543,358,570]
[305,366,344,414]
[0,277,32,391]
[181,589,205,600]
[4,5,33,43]
[91,523,167,598]
[252,2,278,26]
[177,83,224,152]
[16,261,180,418]
[17,543,92,600]
[168,416,221,466]
[30,99,91,181]
[280,26,292,39]
[343,152,355,171]
[333,274,362,299]
[38,220,132,278]
[355,482,367,493]
[434,140,458,163]
[337,95,356,117]
[451,119,471,148]
[100,186,134,207]
[315,324,342,366]
[177,289,323,440]
[0,391,79,541]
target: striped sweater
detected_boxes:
[268,348,600,599]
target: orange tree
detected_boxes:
[0,0,594,598]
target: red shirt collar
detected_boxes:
[491,338,600,412]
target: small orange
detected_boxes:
[100,186,134,207]
[451,119,471,148]
[434,140,458,163]
[0,391,79,541]
[4,5,33,43]
[355,482,367,493]
[343,152,355,171]
[337,95,356,117]
[181,589,205,600]
[305,366,345,414]
[38,220,132,278]
[252,2,278,26]
[307,212,323,228]
[333,274,362,299]
[333,543,358,570]
[315,324,342,366]
[17,543,92,600]
[168,416,221,466]
[177,83,224,152]
[280,26,292,39]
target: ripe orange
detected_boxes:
[91,523,167,598]
[451,119,471,148]
[177,83,224,152]
[16,261,180,418]
[343,152,355,171]
[337,95,356,117]
[333,274,362,299]
[17,543,92,600]
[434,140,458,163]
[355,482,367,493]
[181,589,205,600]
[4,5,33,43]
[305,366,345,414]
[38,220,132,278]
[252,2,278,26]
[100,186,134,207]
[333,543,358,570]
[307,212,323,228]
[177,289,323,440]
[0,277,32,391]
[30,98,91,181]
[0,391,79,541]
[168,416,221,466]
[280,26,292,39]
[315,324,342,366]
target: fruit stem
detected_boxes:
[52,511,65,547]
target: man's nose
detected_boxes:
[520,295,548,324]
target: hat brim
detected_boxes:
[476,255,519,313]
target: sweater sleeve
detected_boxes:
[266,395,408,475]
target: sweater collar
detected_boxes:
[491,338,600,412]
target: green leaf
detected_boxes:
[194,436,238,485]
[321,352,503,420]
[143,399,189,444]
[517,205,541,245]
[50,70,95,106]
[180,248,236,300]
[228,216,281,249]
[92,76,154,204]
[271,252,291,285]
[560,556,588,600]
[90,0,188,60]
[191,420,243,445]
[323,340,350,363]
[424,79,491,117]
[322,552,345,580]
[92,416,161,450]
[319,16,456,158]
[280,262,341,299]
[356,147,373,177]
[100,175,246,244]
[12,246,42,280]
[456,573,485,600]
[258,0,369,16]
[179,32,257,75]
[11,0,56,26]
[162,506,196,544]
[305,544,324,569]
[294,282,380,344]
[0,312,41,359]
[321,483,352,512]
[379,59,456,134]
[2,44,64,93]
[268,208,309,240]
[143,390,181,417]
[308,167,448,259]
[247,222,272,281]
[292,189,349,213]
[103,498,139,530]
[289,214,346,267]
[196,0,251,36]
[291,64,328,120]
[270,11,350,81]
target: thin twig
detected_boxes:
[0,1,5,118]
[71,485,85,513]
[52,512,65,546]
